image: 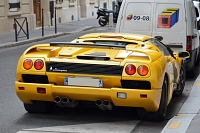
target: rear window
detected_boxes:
[94,41,127,46]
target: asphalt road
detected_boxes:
[0,28,199,133]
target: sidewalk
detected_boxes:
[161,74,200,133]
[0,18,101,49]
[0,18,199,133]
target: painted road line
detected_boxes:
[161,114,196,133]
[167,122,181,129]
[17,120,139,133]
[161,75,200,133]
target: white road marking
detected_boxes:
[17,120,139,133]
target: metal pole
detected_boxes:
[26,18,29,39]
[42,8,44,36]
[14,19,18,42]
[55,7,57,34]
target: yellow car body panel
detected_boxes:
[15,32,189,112]
[15,81,161,112]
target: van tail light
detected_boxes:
[186,36,192,51]
[34,59,44,70]
[137,65,149,76]
[125,64,136,75]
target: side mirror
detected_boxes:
[154,36,163,41]
[195,7,199,18]
[197,20,200,30]
[178,51,190,58]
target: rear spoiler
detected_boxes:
[50,42,126,48]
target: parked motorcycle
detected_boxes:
[95,1,122,26]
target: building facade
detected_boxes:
[0,0,117,34]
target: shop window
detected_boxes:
[9,0,20,12]
[69,0,76,7]
[69,0,76,3]
[56,0,63,4]
[112,1,116,11]
[90,0,95,4]
[103,2,107,9]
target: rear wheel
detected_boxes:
[137,76,168,121]
[24,101,55,113]
[98,17,107,26]
[173,65,186,97]
[186,65,195,78]
[195,50,200,66]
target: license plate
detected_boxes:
[64,77,103,87]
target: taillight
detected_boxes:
[23,59,33,70]
[125,64,136,75]
[186,36,192,51]
[137,65,148,76]
[37,88,46,94]
[34,59,44,70]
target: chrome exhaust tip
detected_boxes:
[61,97,79,108]
[95,99,106,110]
[54,96,61,104]
[61,97,70,104]
[103,100,112,110]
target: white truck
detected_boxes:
[116,0,200,78]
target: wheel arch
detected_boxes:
[164,73,171,105]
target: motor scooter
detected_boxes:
[94,2,121,26]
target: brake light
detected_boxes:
[23,59,33,70]
[125,64,136,75]
[137,65,149,76]
[34,59,44,70]
[186,36,192,51]
[187,36,192,41]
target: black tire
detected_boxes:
[173,65,186,97]
[195,54,200,66]
[24,101,55,113]
[137,76,168,121]
[98,18,107,26]
[186,65,195,78]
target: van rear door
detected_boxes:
[117,0,154,36]
[152,1,186,51]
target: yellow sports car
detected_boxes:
[15,33,189,121]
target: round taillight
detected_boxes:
[137,65,148,76]
[23,59,33,70]
[125,64,136,75]
[34,59,44,70]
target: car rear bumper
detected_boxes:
[15,81,161,112]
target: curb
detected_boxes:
[0,26,97,50]
[161,75,200,133]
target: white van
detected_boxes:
[193,0,200,32]
[116,0,200,78]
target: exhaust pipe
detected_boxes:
[54,96,61,104]
[61,97,70,104]
[69,100,79,108]
[62,97,78,108]
[95,99,106,110]
[54,96,65,107]
[54,96,78,108]
[103,100,112,110]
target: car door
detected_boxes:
[148,39,179,86]
[154,39,180,83]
